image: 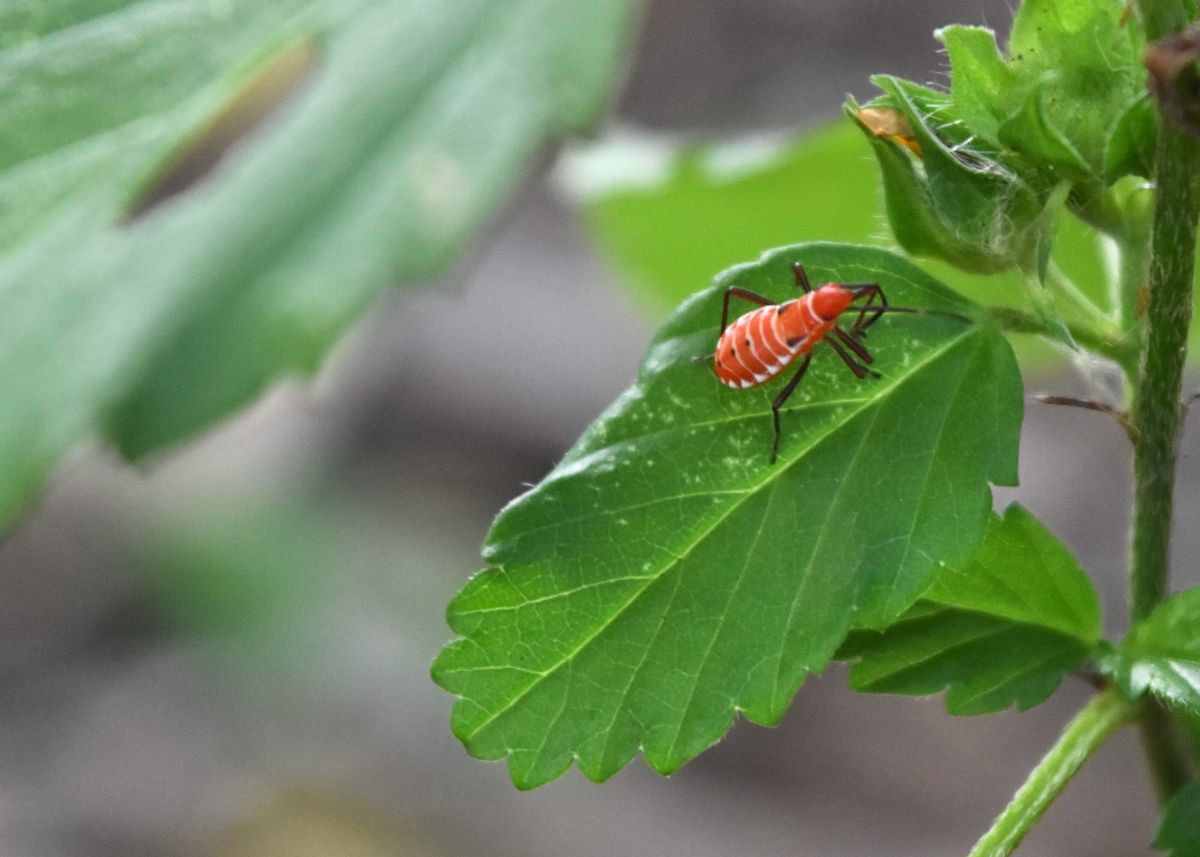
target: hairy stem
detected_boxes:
[967,690,1136,857]
[1129,0,1200,801]
[1131,23,1200,627]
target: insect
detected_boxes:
[705,262,966,463]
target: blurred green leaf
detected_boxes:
[145,501,334,641]
[433,243,1022,788]
[839,504,1102,714]
[1103,588,1200,715]
[565,122,883,313]
[0,0,635,530]
[1155,781,1200,857]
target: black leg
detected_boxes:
[846,284,888,335]
[827,336,880,379]
[770,353,812,463]
[720,286,773,336]
[834,326,874,364]
[793,263,812,293]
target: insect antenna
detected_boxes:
[855,305,973,324]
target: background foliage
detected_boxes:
[0,0,633,528]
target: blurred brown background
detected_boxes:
[1,1,1193,855]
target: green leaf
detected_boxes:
[1104,589,1200,715]
[937,25,1011,143]
[840,504,1102,714]
[940,1,1145,181]
[1008,0,1144,173]
[433,243,1022,788]
[997,82,1091,177]
[0,0,635,530]
[1155,781,1200,857]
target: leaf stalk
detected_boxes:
[966,689,1136,857]
[988,306,1137,371]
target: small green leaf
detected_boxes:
[434,243,1022,788]
[840,504,1101,714]
[997,82,1092,177]
[1105,589,1200,715]
[0,0,635,531]
[941,0,1146,181]
[937,25,1011,143]
[1155,781,1200,857]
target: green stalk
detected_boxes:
[1130,122,1195,618]
[989,307,1138,373]
[1132,0,1200,624]
[967,690,1136,857]
[1131,0,1200,800]
[1045,262,1121,334]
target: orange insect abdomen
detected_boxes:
[713,285,854,389]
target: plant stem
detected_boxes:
[1130,131,1194,616]
[1129,0,1200,802]
[1131,12,1200,627]
[967,690,1136,857]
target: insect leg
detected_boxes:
[770,352,812,463]
[792,263,812,293]
[826,336,880,379]
[720,286,773,336]
[845,284,888,335]
[833,326,875,364]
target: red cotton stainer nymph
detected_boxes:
[703,262,968,463]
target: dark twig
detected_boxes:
[1033,394,1137,441]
